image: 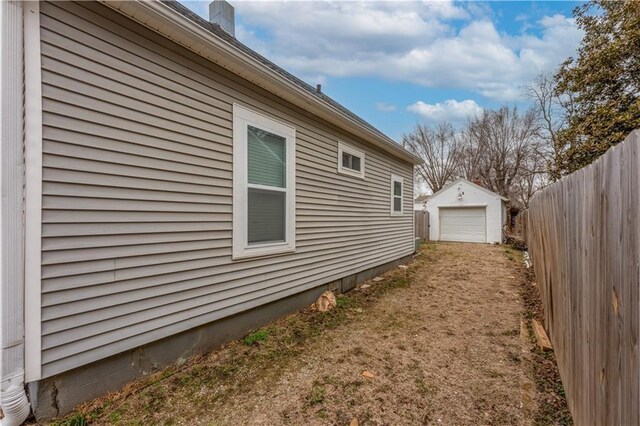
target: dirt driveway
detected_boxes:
[62,243,551,426]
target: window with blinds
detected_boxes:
[247,126,286,244]
[232,104,296,259]
[391,174,403,215]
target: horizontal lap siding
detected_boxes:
[39,1,414,377]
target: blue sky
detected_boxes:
[180,1,583,141]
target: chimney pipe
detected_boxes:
[316,84,322,94]
[209,0,235,37]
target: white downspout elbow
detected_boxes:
[0,375,30,426]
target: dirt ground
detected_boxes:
[55,242,569,426]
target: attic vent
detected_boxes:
[209,0,235,37]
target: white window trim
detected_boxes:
[232,104,296,260]
[390,174,404,215]
[337,141,365,179]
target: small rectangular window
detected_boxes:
[342,152,361,172]
[391,174,403,215]
[233,104,296,259]
[337,142,365,178]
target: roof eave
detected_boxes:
[99,0,423,165]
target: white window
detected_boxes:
[390,174,403,215]
[337,142,365,178]
[232,104,296,259]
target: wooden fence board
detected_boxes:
[415,210,429,240]
[526,130,640,426]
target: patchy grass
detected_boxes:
[501,328,520,337]
[503,246,519,261]
[50,413,89,426]
[243,329,270,346]
[414,376,436,398]
[307,382,326,405]
[313,408,328,419]
[503,249,573,426]
[508,351,522,364]
[335,294,353,308]
[107,411,122,424]
[53,248,422,425]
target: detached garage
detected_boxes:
[426,178,508,244]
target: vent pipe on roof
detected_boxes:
[209,0,235,37]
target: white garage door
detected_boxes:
[439,207,487,243]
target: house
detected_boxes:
[425,178,508,244]
[0,0,422,421]
[414,194,431,211]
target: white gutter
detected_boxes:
[0,1,31,425]
[100,0,423,165]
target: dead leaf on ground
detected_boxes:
[350,418,359,426]
[361,371,376,379]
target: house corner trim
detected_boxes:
[24,0,43,383]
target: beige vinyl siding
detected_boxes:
[39,1,414,378]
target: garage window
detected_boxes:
[337,142,365,178]
[232,104,296,259]
[390,174,403,215]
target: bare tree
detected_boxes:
[456,125,486,182]
[526,72,574,179]
[511,152,549,209]
[403,104,549,207]
[457,106,541,199]
[403,122,460,193]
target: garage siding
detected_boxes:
[39,1,415,378]
[425,179,504,244]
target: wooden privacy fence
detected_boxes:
[526,130,639,425]
[415,210,429,240]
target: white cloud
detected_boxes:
[407,99,483,123]
[234,1,453,59]
[375,102,397,112]
[229,2,582,102]
[539,14,571,28]
[423,1,470,20]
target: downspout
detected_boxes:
[0,1,30,425]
